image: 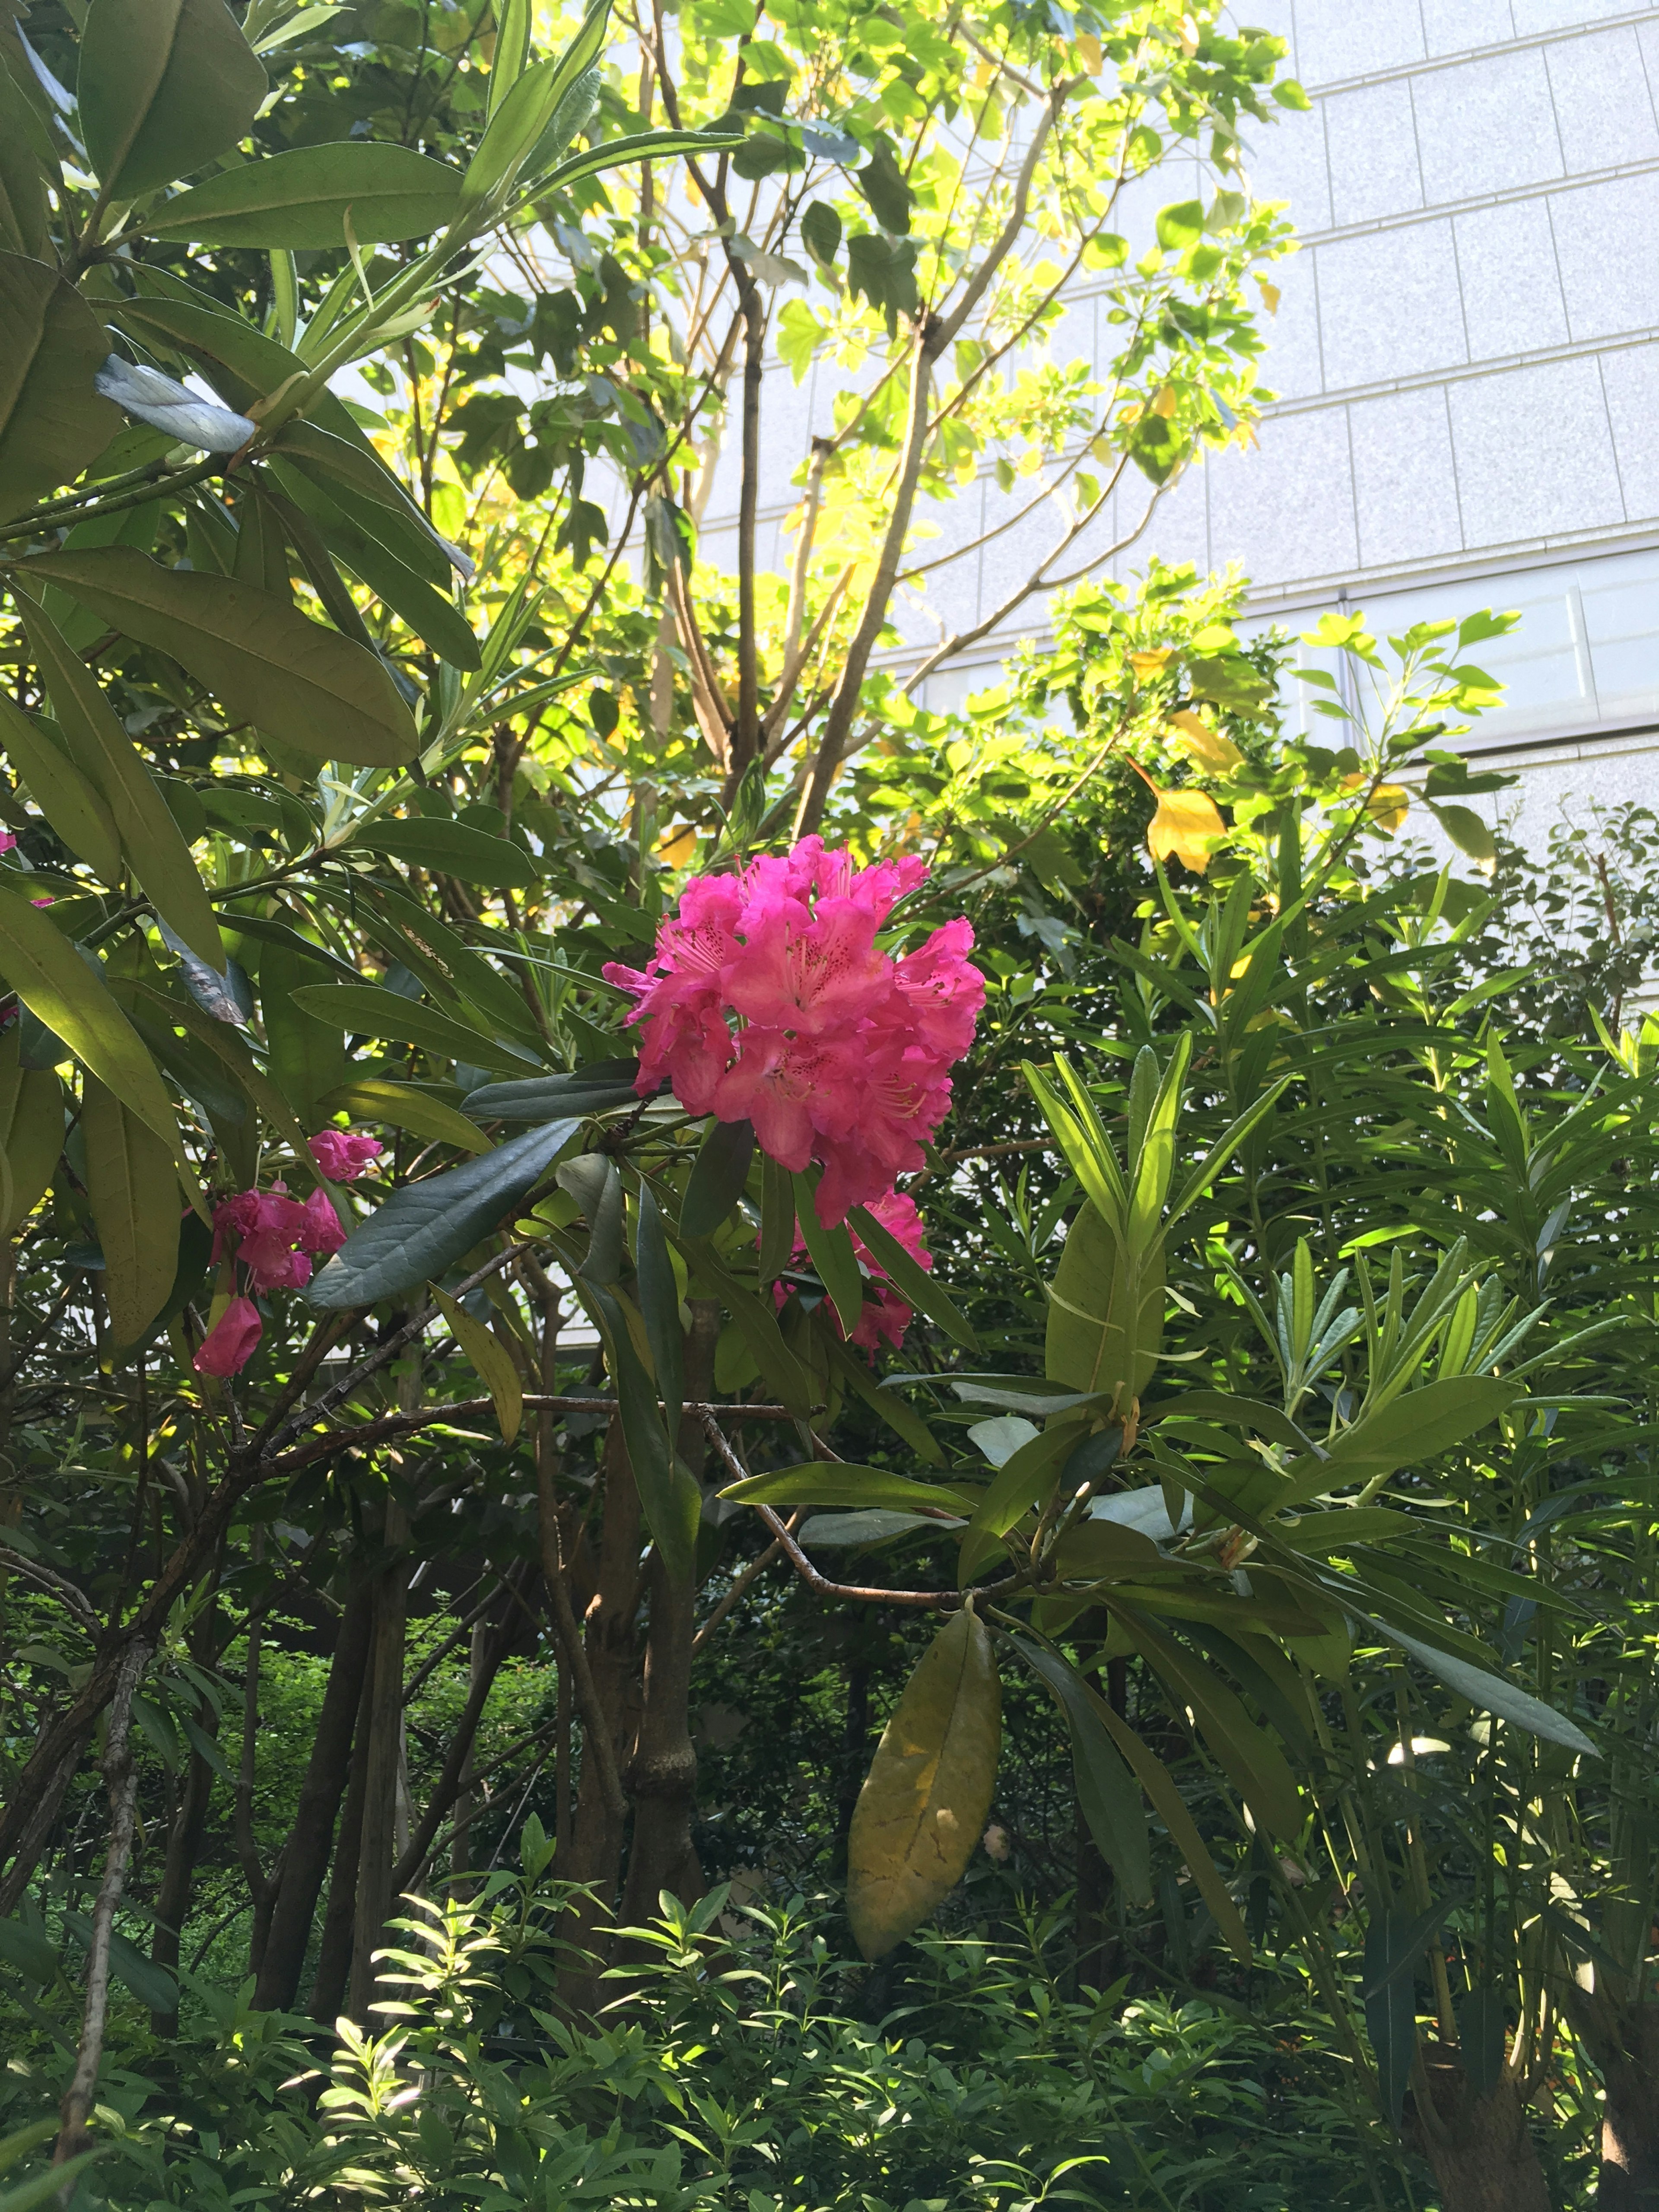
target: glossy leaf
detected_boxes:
[848,1201,979,1351]
[18,592,225,969]
[306,1118,578,1308]
[847,1606,1001,1960]
[635,1184,684,1439]
[799,1510,960,1546]
[266,458,480,668]
[825,1336,944,1464]
[794,1171,864,1336]
[432,1282,522,1444]
[261,943,346,1128]
[349,819,537,888]
[0,70,48,258]
[0,889,183,1162]
[680,1117,754,1237]
[80,1075,180,1346]
[0,253,122,522]
[1014,1637,1151,1905]
[317,1078,492,1156]
[1278,1376,1518,1508]
[0,1032,61,1236]
[77,0,266,199]
[1125,1607,1304,1837]
[1045,1201,1163,1410]
[1363,1908,1420,2129]
[463,1062,643,1122]
[289,982,539,1077]
[140,141,463,247]
[557,1152,624,1284]
[1378,1619,1594,1755]
[0,695,122,884]
[20,548,418,769]
[718,1462,980,1515]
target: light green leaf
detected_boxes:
[1045,1202,1163,1411]
[289,982,540,1076]
[1279,1375,1517,1508]
[0,1031,62,1237]
[317,1077,492,1155]
[432,1281,522,1444]
[0,695,123,884]
[80,1074,180,1346]
[718,1462,981,1515]
[76,0,266,200]
[138,141,463,247]
[20,547,417,769]
[0,252,122,522]
[347,817,536,888]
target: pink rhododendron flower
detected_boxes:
[606,837,982,1224]
[0,832,16,854]
[194,1296,262,1376]
[209,1165,354,1305]
[310,1129,383,1181]
[775,1189,932,1354]
[299,1185,347,1255]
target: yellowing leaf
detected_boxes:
[432,1282,523,1446]
[1167,710,1243,774]
[1257,277,1281,315]
[1075,30,1102,71]
[1367,783,1410,833]
[1151,384,1178,419]
[847,1606,1001,1960]
[1128,649,1172,681]
[1147,786,1226,873]
[81,1074,180,1347]
[657,823,696,868]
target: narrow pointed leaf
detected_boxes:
[0,1033,62,1235]
[432,1283,522,1445]
[718,1462,980,1515]
[636,1185,684,1439]
[289,982,539,1076]
[680,1117,754,1238]
[1014,1637,1151,1904]
[794,1171,864,1336]
[0,252,122,523]
[80,1075,180,1346]
[317,1078,492,1156]
[849,1201,979,1351]
[139,141,463,247]
[1089,1694,1251,1962]
[77,0,266,199]
[0,695,122,884]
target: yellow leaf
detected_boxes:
[1147,787,1226,873]
[1167,710,1243,774]
[432,1282,523,1446]
[1257,277,1281,315]
[847,1606,1001,1960]
[1151,384,1178,419]
[1090,434,1114,465]
[1075,30,1102,70]
[1366,784,1410,833]
[657,823,696,868]
[1128,649,1172,681]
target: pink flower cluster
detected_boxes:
[779,1188,932,1354]
[194,1131,382,1377]
[605,838,983,1227]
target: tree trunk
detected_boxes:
[1571,1988,1659,2208]
[310,1644,375,2021]
[255,1581,372,2012]
[1408,2050,1554,2212]
[348,1498,410,2021]
[149,1746,216,2036]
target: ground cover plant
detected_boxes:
[1,0,1657,2206]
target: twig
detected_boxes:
[267,1396,800,1478]
[0,1547,100,1640]
[690,1510,805,1656]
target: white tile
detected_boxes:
[1550,172,1659,340]
[1454,199,1570,359]
[1411,50,1564,205]
[1255,245,1325,402]
[1582,548,1659,710]
[897,484,983,643]
[1421,0,1516,57]
[1316,221,1468,388]
[1241,102,1332,233]
[1117,457,1211,583]
[1349,387,1465,566]
[1208,406,1358,585]
[1045,291,1096,372]
[1597,341,1659,523]
[976,473,1085,624]
[1242,0,1297,75]
[1324,79,1424,226]
[1293,0,1424,85]
[1448,355,1624,544]
[1546,28,1659,175]
[1512,0,1646,29]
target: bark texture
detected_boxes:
[1571,1990,1659,2209]
[1408,2052,1554,2212]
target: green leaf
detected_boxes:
[267,458,479,668]
[432,1282,522,1444]
[680,1117,754,1238]
[260,941,346,1128]
[139,141,463,247]
[1124,1607,1304,1837]
[824,1335,943,1464]
[847,1606,1001,1960]
[0,252,122,522]
[271,423,455,586]
[635,1184,684,1439]
[717,1462,980,1515]
[0,70,49,258]
[307,1118,578,1308]
[18,590,224,969]
[463,1062,643,1122]
[1280,1376,1517,1507]
[675,1230,814,1417]
[0,889,183,1162]
[0,1919,59,1986]
[849,1201,979,1351]
[0,1032,62,1237]
[531,128,743,202]
[1155,198,1205,249]
[1429,801,1497,862]
[19,548,417,769]
[1363,1908,1419,2129]
[0,693,122,884]
[0,2153,103,2212]
[845,232,919,328]
[558,1151,624,1284]
[800,198,841,268]
[347,817,537,888]
[1378,1620,1594,1755]
[964,1421,1086,1541]
[1088,1694,1251,1962]
[799,1510,959,1547]
[465,54,573,204]
[289,982,540,1077]
[80,1074,180,1347]
[1014,1637,1151,1905]
[588,1278,700,1580]
[855,140,913,233]
[77,0,265,200]
[317,1077,492,1155]
[794,1172,864,1336]
[1045,1202,1163,1412]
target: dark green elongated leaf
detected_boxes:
[636,1185,684,1438]
[531,129,743,201]
[317,1078,491,1156]
[0,1917,59,1986]
[272,425,453,586]
[758,1149,793,1286]
[1182,1624,1316,1761]
[675,1230,813,1417]
[681,1117,754,1237]
[1014,1637,1151,1905]
[80,1074,180,1347]
[266,458,479,668]
[1363,1908,1420,2129]
[966,1421,1087,1539]
[0,890,182,1161]
[1152,1389,1316,1454]
[307,1118,578,1308]
[0,2152,103,2212]
[847,1606,1000,1960]
[19,548,417,769]
[950,1377,1115,1417]
[0,693,122,883]
[139,141,463,247]
[587,1278,700,1580]
[1280,1376,1518,1508]
[1361,1892,1464,2003]
[464,1062,643,1122]
[77,0,265,199]
[432,1283,522,1445]
[0,1032,62,1237]
[346,883,543,1045]
[1376,1619,1595,1754]
[800,1510,960,1547]
[794,1172,863,1336]
[289,983,539,1076]
[557,1151,624,1284]
[18,591,224,969]
[1456,1988,1509,2100]
[261,944,345,1128]
[848,1201,978,1351]
[222,911,361,982]
[718,1462,981,1515]
[1089,1694,1250,1961]
[127,976,311,1161]
[0,67,49,258]
[349,818,537,888]
[0,252,122,522]
[825,1336,943,1465]
[1122,1606,1304,1837]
